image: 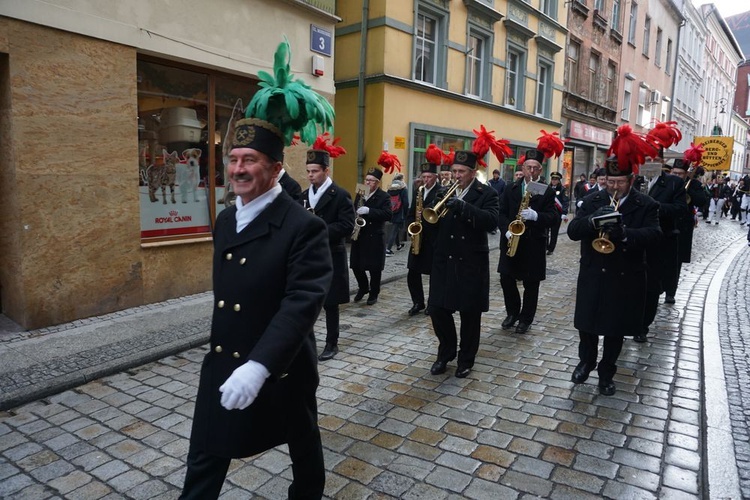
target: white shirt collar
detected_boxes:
[234,183,282,233]
[308,176,332,208]
[276,168,286,182]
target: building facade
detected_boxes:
[729,111,749,178]
[0,0,339,328]
[332,0,568,195]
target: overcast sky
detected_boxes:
[697,0,749,19]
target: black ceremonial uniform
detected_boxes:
[428,179,499,370]
[350,188,392,300]
[406,182,439,309]
[300,181,355,349]
[279,171,301,201]
[547,183,570,253]
[497,179,558,326]
[642,172,687,335]
[677,177,707,265]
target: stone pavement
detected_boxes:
[0,220,748,499]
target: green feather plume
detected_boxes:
[246,37,335,146]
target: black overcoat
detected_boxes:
[428,179,499,313]
[406,183,439,275]
[189,191,333,458]
[677,178,708,263]
[300,182,355,305]
[497,179,558,281]
[648,173,688,235]
[279,171,301,201]
[568,189,661,337]
[350,188,392,271]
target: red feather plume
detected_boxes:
[684,142,705,165]
[536,130,566,159]
[377,151,402,174]
[472,125,513,167]
[311,132,346,158]
[607,125,658,176]
[425,144,444,166]
[518,155,526,166]
[443,147,455,166]
[647,121,682,149]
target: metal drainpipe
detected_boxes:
[356,0,370,183]
[667,17,686,123]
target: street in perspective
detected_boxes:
[1,221,749,499]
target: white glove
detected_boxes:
[219,360,270,410]
[356,206,370,215]
[520,208,538,221]
[505,231,513,240]
[577,200,583,208]
[562,214,569,222]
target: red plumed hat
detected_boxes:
[684,142,705,165]
[443,147,455,166]
[425,144,444,167]
[471,125,513,167]
[606,125,658,176]
[647,121,682,149]
[536,130,566,159]
[307,133,346,167]
[377,151,402,174]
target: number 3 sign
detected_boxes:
[311,25,332,57]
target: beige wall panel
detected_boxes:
[330,87,360,191]
[384,29,413,78]
[333,32,361,81]
[141,244,212,304]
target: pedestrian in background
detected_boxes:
[546,171,569,255]
[489,168,506,197]
[181,39,333,500]
[386,173,409,255]
[301,135,355,362]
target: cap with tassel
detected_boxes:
[454,125,512,169]
[376,151,401,176]
[605,125,659,176]
[307,132,346,168]
[421,144,443,174]
[524,130,567,164]
[646,121,682,151]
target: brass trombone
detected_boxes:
[591,195,621,254]
[423,181,460,224]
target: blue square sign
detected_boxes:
[311,25,332,57]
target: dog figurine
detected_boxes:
[177,148,202,203]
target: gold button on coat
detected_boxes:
[214,345,223,353]
[226,253,233,260]
[218,300,225,308]
[233,352,240,358]
[234,304,241,312]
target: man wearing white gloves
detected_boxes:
[497,145,559,334]
[180,117,332,498]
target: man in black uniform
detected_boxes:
[350,167,393,305]
[637,152,687,340]
[301,142,355,361]
[546,171,569,255]
[568,154,661,395]
[406,160,440,316]
[278,166,301,200]
[428,148,499,378]
[497,144,559,334]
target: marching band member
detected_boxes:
[546,171,569,255]
[427,126,503,378]
[301,135,355,361]
[497,132,560,334]
[568,125,661,396]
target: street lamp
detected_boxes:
[712,97,728,136]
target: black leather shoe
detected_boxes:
[455,366,471,378]
[664,295,675,304]
[424,306,431,316]
[501,315,518,330]
[571,363,593,384]
[408,303,425,316]
[366,294,378,305]
[318,344,338,361]
[430,360,448,375]
[354,289,369,302]
[598,381,616,396]
[546,250,553,255]
[633,334,648,343]
[515,322,531,334]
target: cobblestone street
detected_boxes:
[1,221,748,499]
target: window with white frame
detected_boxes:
[540,0,556,18]
[467,33,485,97]
[628,1,638,45]
[643,16,651,56]
[505,48,524,108]
[637,85,649,126]
[536,60,553,117]
[567,40,580,93]
[589,52,600,102]
[655,28,662,67]
[414,12,438,84]
[611,0,621,31]
[622,79,632,121]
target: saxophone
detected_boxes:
[407,185,424,255]
[351,186,366,241]
[506,189,532,257]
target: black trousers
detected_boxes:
[323,304,339,346]
[643,235,679,331]
[430,306,481,368]
[499,274,541,324]
[353,268,382,297]
[407,269,426,306]
[547,215,562,252]
[578,332,624,383]
[180,428,325,500]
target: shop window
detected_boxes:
[137,58,257,242]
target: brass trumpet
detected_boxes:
[423,181,460,224]
[592,195,621,254]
